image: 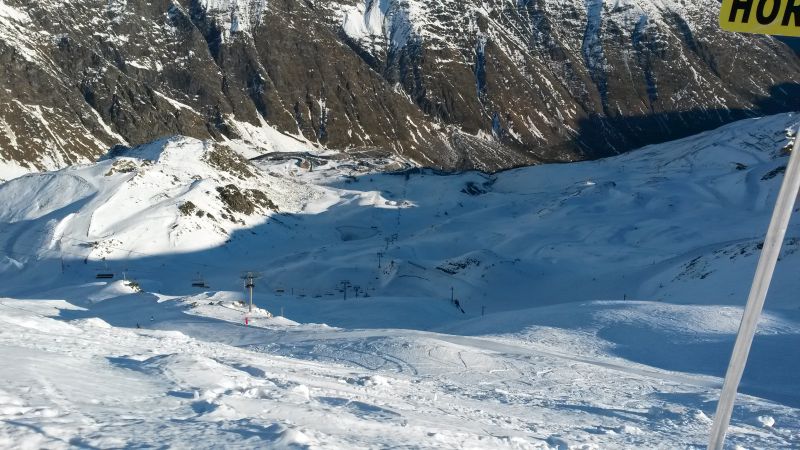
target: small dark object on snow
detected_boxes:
[762,166,787,181]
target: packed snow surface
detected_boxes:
[1,114,800,448]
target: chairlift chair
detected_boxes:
[95,258,114,279]
[191,273,209,288]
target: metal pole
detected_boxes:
[708,129,800,450]
[249,279,253,313]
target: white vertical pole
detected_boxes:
[708,129,800,450]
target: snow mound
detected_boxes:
[73,317,112,329]
[269,424,315,449]
[757,415,775,428]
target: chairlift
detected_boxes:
[95,258,114,279]
[191,273,209,288]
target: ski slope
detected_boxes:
[0,114,799,448]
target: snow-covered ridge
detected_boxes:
[341,0,416,49]
[338,0,715,53]
[198,0,268,36]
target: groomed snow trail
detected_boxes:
[2,292,799,449]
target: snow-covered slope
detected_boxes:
[1,114,799,448]
[0,136,318,258]
[4,113,797,309]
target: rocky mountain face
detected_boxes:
[0,0,798,176]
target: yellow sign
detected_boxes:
[720,0,800,37]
